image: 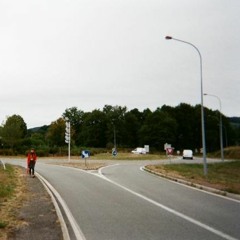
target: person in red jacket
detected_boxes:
[27,148,37,178]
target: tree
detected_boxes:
[79,110,107,147]
[103,105,127,147]
[122,112,140,147]
[138,109,177,150]
[62,107,84,145]
[174,103,196,150]
[1,115,27,150]
[46,118,65,147]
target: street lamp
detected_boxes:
[204,93,224,162]
[165,36,207,175]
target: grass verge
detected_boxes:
[0,164,28,240]
[146,160,240,194]
[0,165,15,199]
[86,152,166,160]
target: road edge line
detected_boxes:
[36,173,70,240]
[35,172,86,240]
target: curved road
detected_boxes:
[4,159,240,240]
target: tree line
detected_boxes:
[0,103,239,156]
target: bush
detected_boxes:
[0,149,16,156]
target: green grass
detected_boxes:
[149,161,240,194]
[89,152,166,160]
[0,164,18,231]
[0,164,16,198]
[0,221,8,228]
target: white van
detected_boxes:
[183,149,193,159]
[131,147,147,154]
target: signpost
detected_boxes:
[165,144,174,163]
[82,150,90,167]
[164,143,171,150]
[65,121,71,162]
[112,148,117,157]
[166,147,174,155]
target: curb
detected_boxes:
[143,167,240,201]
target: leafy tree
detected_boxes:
[62,107,85,145]
[46,118,65,147]
[103,105,127,147]
[204,109,219,152]
[1,115,27,149]
[79,110,107,147]
[122,112,140,147]
[174,103,196,150]
[139,109,177,150]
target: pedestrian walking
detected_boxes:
[27,148,37,178]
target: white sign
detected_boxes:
[164,143,171,150]
[144,145,149,153]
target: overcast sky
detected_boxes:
[1,0,239,128]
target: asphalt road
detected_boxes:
[4,158,240,240]
[35,160,240,240]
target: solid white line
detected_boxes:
[98,165,238,240]
[36,173,70,240]
[36,172,86,240]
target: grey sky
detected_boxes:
[1,0,239,128]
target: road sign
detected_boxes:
[81,150,90,158]
[112,148,117,156]
[164,143,171,150]
[65,122,70,143]
[166,147,174,155]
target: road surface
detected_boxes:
[4,158,240,240]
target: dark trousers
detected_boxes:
[29,161,35,175]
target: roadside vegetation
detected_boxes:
[146,157,240,195]
[89,152,166,160]
[0,164,27,239]
[0,104,239,157]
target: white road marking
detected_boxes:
[36,172,86,240]
[98,165,238,240]
[37,173,70,240]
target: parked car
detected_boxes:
[131,147,147,154]
[183,149,193,159]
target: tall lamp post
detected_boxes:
[204,93,224,162]
[165,36,207,175]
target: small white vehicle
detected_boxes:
[131,147,147,154]
[182,149,193,159]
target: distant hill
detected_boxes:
[28,125,49,133]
